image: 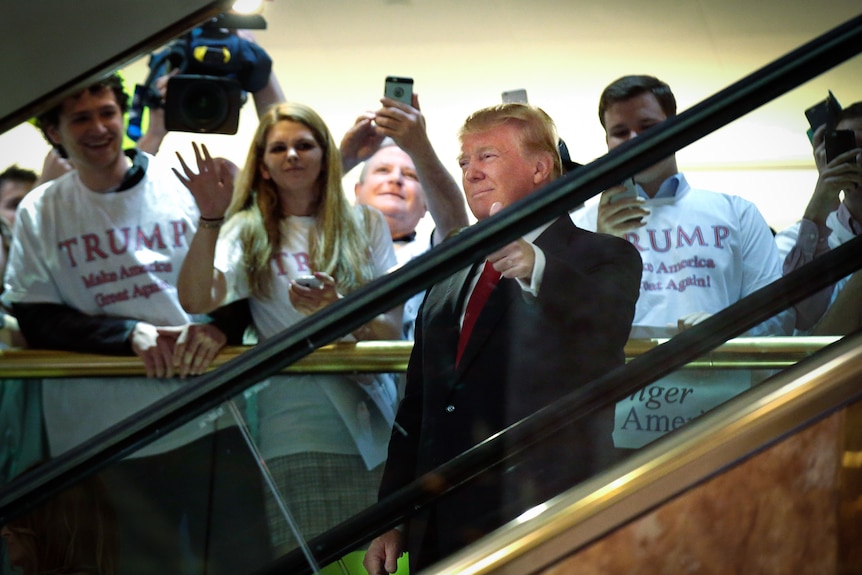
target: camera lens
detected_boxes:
[179,80,229,130]
[165,75,243,134]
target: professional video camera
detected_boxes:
[128,13,271,139]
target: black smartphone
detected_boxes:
[805,90,842,142]
[825,129,858,164]
[384,76,413,106]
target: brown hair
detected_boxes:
[34,74,129,158]
[839,102,862,124]
[0,165,38,190]
[598,75,677,129]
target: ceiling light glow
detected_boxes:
[232,0,264,14]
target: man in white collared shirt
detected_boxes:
[571,74,792,449]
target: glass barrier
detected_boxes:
[0,333,850,575]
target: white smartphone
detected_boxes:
[502,89,528,104]
[609,177,639,204]
[384,76,414,105]
[294,275,323,289]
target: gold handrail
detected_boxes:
[0,337,840,379]
[0,341,413,378]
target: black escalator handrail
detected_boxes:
[256,233,862,575]
[1,10,861,531]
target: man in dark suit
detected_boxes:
[364,103,642,574]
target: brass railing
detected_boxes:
[0,337,841,378]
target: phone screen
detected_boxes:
[384,76,413,106]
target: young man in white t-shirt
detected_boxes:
[3,74,272,575]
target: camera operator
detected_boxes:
[130,26,284,155]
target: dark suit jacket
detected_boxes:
[379,216,642,570]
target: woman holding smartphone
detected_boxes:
[174,102,401,556]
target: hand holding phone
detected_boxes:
[602,178,647,230]
[608,178,639,204]
[825,129,859,164]
[384,76,413,106]
[294,275,323,289]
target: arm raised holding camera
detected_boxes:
[804,125,862,227]
[234,29,286,118]
[780,105,862,331]
[373,94,468,243]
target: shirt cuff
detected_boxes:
[798,218,830,259]
[516,243,545,297]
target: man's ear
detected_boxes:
[532,151,554,185]
[45,125,62,148]
[417,188,429,214]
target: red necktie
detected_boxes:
[456,261,502,366]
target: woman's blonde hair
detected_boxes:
[5,473,118,575]
[224,102,378,298]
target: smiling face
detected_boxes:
[603,91,678,195]
[259,119,324,209]
[355,146,426,238]
[458,121,551,220]
[45,87,126,188]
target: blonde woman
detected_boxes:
[174,102,401,554]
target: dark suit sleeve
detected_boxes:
[518,223,642,484]
[12,298,251,354]
[542,237,640,322]
[534,222,642,379]
[205,298,252,346]
[13,302,137,354]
